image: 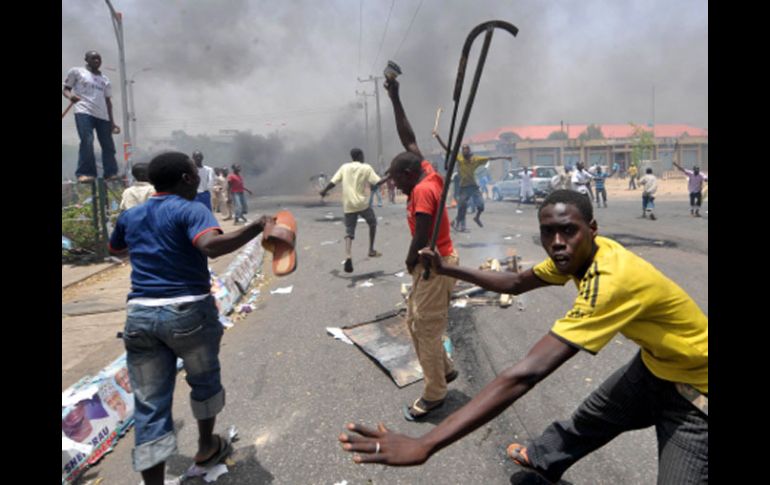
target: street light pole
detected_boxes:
[128,67,151,151]
[104,0,131,177]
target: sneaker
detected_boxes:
[649,213,657,220]
[473,215,484,228]
[344,258,353,273]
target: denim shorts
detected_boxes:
[123,295,225,471]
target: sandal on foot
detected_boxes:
[344,258,354,273]
[403,397,444,421]
[507,443,555,484]
[368,250,382,257]
[195,434,233,468]
[445,369,459,383]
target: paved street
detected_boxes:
[75,180,707,484]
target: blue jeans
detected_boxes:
[369,186,382,206]
[74,113,118,178]
[456,185,484,228]
[232,192,248,222]
[195,191,212,211]
[123,296,225,471]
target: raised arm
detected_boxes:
[672,161,687,174]
[433,132,450,153]
[420,247,551,295]
[384,79,422,158]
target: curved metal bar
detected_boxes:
[426,20,518,279]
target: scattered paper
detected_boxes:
[321,240,338,245]
[516,234,521,238]
[326,327,354,345]
[334,221,341,225]
[452,299,468,308]
[62,384,99,407]
[334,481,349,485]
[394,271,405,277]
[515,210,523,214]
[357,280,374,288]
[503,236,513,240]
[203,464,229,483]
[62,436,93,455]
[270,286,293,295]
[325,213,335,220]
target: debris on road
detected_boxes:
[357,279,374,288]
[270,286,293,295]
[326,327,354,345]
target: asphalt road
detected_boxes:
[81,191,707,485]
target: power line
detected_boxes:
[393,0,424,59]
[358,0,363,75]
[369,0,395,74]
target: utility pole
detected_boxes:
[104,0,131,178]
[358,76,384,172]
[355,90,375,158]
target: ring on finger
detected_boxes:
[375,442,381,454]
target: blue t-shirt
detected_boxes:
[593,172,609,189]
[109,194,222,299]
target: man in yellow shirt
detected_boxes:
[433,133,511,231]
[321,148,383,273]
[339,189,707,484]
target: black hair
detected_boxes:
[148,152,194,191]
[646,168,653,174]
[386,151,422,175]
[350,148,364,161]
[131,162,150,182]
[539,189,594,223]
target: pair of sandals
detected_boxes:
[403,369,460,421]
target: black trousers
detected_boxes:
[527,352,708,483]
[689,191,702,208]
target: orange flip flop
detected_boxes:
[261,210,297,276]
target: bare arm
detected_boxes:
[320,182,336,197]
[433,133,450,153]
[194,215,274,259]
[406,213,433,272]
[672,161,687,174]
[105,97,120,133]
[339,334,579,466]
[384,79,422,158]
[420,248,552,295]
[62,86,80,103]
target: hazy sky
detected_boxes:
[62,0,707,175]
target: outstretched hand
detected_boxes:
[338,422,430,466]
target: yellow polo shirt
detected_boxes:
[533,236,708,393]
[456,155,489,187]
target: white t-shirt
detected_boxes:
[571,170,593,195]
[330,161,381,213]
[197,165,215,193]
[520,171,533,191]
[63,67,112,121]
[640,174,658,195]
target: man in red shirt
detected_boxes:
[383,78,460,420]
[227,164,253,224]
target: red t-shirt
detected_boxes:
[227,173,245,193]
[407,161,454,257]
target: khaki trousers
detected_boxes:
[406,251,459,401]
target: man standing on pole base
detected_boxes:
[63,51,121,183]
[339,189,707,484]
[320,148,382,273]
[382,78,460,420]
[109,151,274,485]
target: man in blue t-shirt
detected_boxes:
[109,151,274,485]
